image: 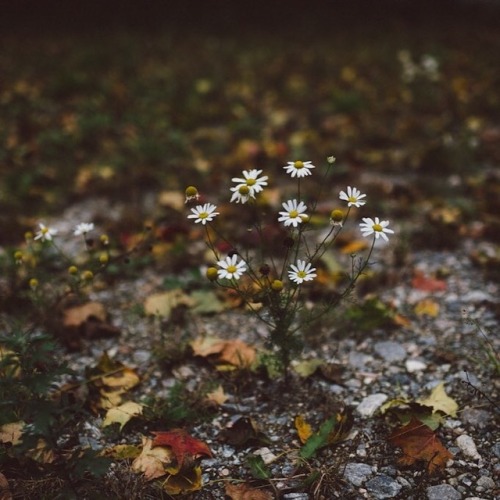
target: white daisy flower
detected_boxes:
[34,223,58,242]
[230,184,252,204]
[187,203,219,225]
[74,222,95,236]
[231,169,268,197]
[278,199,308,228]
[288,259,317,284]
[283,160,315,178]
[217,254,247,280]
[359,217,394,241]
[339,186,367,207]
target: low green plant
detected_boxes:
[184,157,395,379]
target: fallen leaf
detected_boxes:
[388,418,453,474]
[132,437,175,480]
[152,429,212,470]
[411,271,447,292]
[295,415,313,444]
[0,472,12,500]
[162,465,203,495]
[157,190,185,210]
[414,299,440,317]
[190,290,225,314]
[341,239,369,254]
[26,438,56,464]
[293,359,324,378]
[63,302,107,326]
[0,346,21,378]
[144,290,194,318]
[191,337,256,369]
[102,444,142,460]
[0,422,24,445]
[225,483,274,500]
[102,401,144,430]
[219,417,269,447]
[417,382,458,417]
[205,385,229,406]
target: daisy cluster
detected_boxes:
[185,159,395,286]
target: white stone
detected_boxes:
[406,359,427,372]
[356,393,389,417]
[456,434,482,460]
[253,447,277,464]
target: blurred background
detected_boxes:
[1,0,499,250]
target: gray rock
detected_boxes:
[374,341,406,362]
[283,494,309,500]
[426,484,462,500]
[343,462,374,486]
[365,474,402,498]
[356,393,389,417]
[476,475,495,490]
[456,434,482,460]
[492,442,500,459]
[460,408,490,429]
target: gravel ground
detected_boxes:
[53,235,499,500]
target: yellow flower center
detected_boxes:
[373,223,383,232]
[246,178,256,186]
[348,196,358,203]
[227,265,237,274]
[297,271,307,278]
[289,210,299,218]
[199,212,209,219]
[294,161,304,169]
[239,185,250,195]
[41,227,49,234]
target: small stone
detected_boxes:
[492,442,500,458]
[405,359,427,372]
[282,494,309,500]
[460,408,490,429]
[374,341,407,362]
[356,393,389,417]
[253,447,277,464]
[456,434,482,460]
[426,484,462,500]
[343,462,374,486]
[365,474,402,498]
[476,476,495,490]
[220,468,230,476]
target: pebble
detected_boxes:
[476,475,495,490]
[253,447,277,464]
[343,462,374,486]
[374,341,407,362]
[426,484,462,500]
[405,359,427,372]
[365,474,402,498]
[282,494,309,500]
[356,393,389,417]
[460,408,490,429]
[492,442,500,458]
[456,434,482,460]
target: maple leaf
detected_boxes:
[102,401,144,430]
[225,483,274,500]
[388,418,453,474]
[131,437,175,480]
[417,381,458,417]
[152,429,212,470]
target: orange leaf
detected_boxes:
[225,483,274,500]
[152,429,212,470]
[411,271,447,292]
[414,299,440,317]
[388,418,453,474]
[294,415,313,444]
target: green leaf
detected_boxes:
[299,417,336,459]
[246,455,271,479]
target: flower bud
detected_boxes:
[330,209,344,223]
[14,251,23,264]
[206,267,218,281]
[81,270,94,281]
[100,234,109,246]
[259,264,271,276]
[29,278,39,290]
[68,265,78,275]
[185,186,199,203]
[99,253,109,265]
[271,280,283,292]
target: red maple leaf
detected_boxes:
[388,418,453,474]
[411,270,447,292]
[152,429,212,469]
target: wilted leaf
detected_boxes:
[205,385,228,406]
[414,298,440,317]
[191,337,256,368]
[299,417,336,459]
[102,401,144,430]
[295,415,313,444]
[246,455,272,479]
[132,437,175,480]
[102,444,142,460]
[152,429,212,470]
[411,271,447,292]
[144,290,194,318]
[417,382,458,417]
[63,302,107,326]
[162,465,203,495]
[380,398,444,430]
[191,290,225,314]
[388,418,453,474]
[219,417,269,447]
[158,190,185,210]
[225,483,274,500]
[293,359,324,378]
[0,422,24,445]
[26,438,56,464]
[0,347,21,378]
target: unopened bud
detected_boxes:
[271,280,283,292]
[206,267,218,281]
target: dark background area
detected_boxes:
[2,0,500,34]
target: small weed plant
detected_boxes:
[185,157,395,378]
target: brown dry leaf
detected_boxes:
[217,339,256,368]
[190,336,226,357]
[225,483,274,500]
[144,290,194,318]
[388,418,453,474]
[26,439,56,464]
[102,401,144,430]
[162,465,203,495]
[219,417,269,447]
[295,415,313,444]
[0,472,12,500]
[157,190,185,210]
[414,299,440,317]
[63,302,107,326]
[0,422,24,445]
[101,444,141,460]
[205,385,229,406]
[152,429,212,470]
[132,437,175,480]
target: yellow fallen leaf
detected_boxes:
[0,422,24,445]
[162,465,203,495]
[414,298,440,317]
[102,444,141,460]
[417,382,458,417]
[206,385,228,406]
[132,437,175,480]
[295,415,313,444]
[102,401,144,430]
[144,290,194,318]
